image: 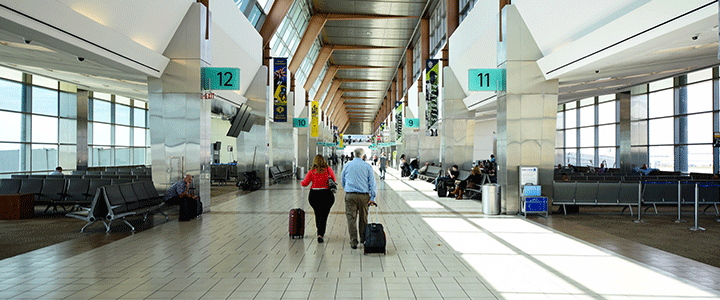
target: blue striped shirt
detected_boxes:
[341,158,377,202]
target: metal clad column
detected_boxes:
[440,68,474,170]
[496,5,558,214]
[148,3,212,207]
[76,90,89,171]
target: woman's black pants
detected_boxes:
[309,189,335,237]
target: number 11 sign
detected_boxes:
[468,69,505,91]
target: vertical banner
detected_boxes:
[273,57,288,122]
[425,59,439,136]
[339,134,344,148]
[310,101,319,137]
[395,103,403,143]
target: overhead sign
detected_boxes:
[468,68,506,91]
[202,67,240,90]
[405,118,419,128]
[293,118,308,128]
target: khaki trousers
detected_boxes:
[345,193,370,245]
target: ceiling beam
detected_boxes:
[331,45,404,50]
[338,78,389,83]
[406,48,413,101]
[343,96,377,100]
[342,89,385,93]
[289,14,328,73]
[260,0,293,46]
[303,45,334,91]
[313,65,339,101]
[321,80,342,111]
[336,65,395,70]
[325,14,420,21]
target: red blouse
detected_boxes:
[301,167,336,189]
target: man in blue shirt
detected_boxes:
[164,174,198,205]
[341,148,377,249]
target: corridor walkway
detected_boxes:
[0,166,718,299]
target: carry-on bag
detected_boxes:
[363,205,386,255]
[289,208,305,238]
[179,197,199,221]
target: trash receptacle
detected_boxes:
[296,167,305,180]
[482,184,501,215]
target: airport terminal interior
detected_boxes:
[1,0,720,299]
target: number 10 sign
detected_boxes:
[468,69,505,91]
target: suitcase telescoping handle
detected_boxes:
[369,200,378,223]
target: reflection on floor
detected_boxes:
[0,165,719,299]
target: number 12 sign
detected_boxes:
[202,67,240,90]
[468,69,505,91]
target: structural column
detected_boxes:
[440,68,474,170]
[496,5,558,214]
[76,90,89,171]
[148,3,211,207]
[617,91,632,172]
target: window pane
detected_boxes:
[598,124,616,147]
[687,112,712,144]
[688,144,713,173]
[580,148,594,166]
[648,89,673,118]
[555,149,564,166]
[649,146,674,171]
[59,91,77,118]
[58,145,76,171]
[556,111,564,129]
[598,147,616,168]
[115,125,130,146]
[687,68,712,84]
[93,99,111,123]
[565,150,576,166]
[32,115,58,143]
[686,81,712,114]
[648,117,673,145]
[579,106,594,127]
[598,101,616,124]
[115,104,131,126]
[133,148,146,165]
[649,78,673,91]
[32,144,58,171]
[580,127,594,147]
[631,121,647,146]
[556,130,564,148]
[579,97,594,107]
[631,94,647,120]
[0,111,22,142]
[32,87,58,116]
[565,109,576,128]
[133,108,146,127]
[32,75,57,89]
[0,143,23,172]
[91,146,113,167]
[93,122,111,145]
[59,118,76,144]
[134,128,146,147]
[0,79,22,112]
[115,147,130,166]
[565,129,576,148]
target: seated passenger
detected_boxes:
[596,162,607,173]
[449,166,483,199]
[164,174,199,206]
[633,163,659,176]
[408,161,427,180]
[434,165,459,191]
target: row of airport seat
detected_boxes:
[0,177,151,213]
[269,165,293,183]
[11,174,151,180]
[66,181,167,232]
[553,180,720,215]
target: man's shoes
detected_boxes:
[350,244,358,249]
[318,236,324,243]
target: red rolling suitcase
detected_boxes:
[289,208,304,238]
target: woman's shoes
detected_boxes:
[317,236,324,243]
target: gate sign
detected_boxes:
[293,118,308,128]
[468,68,505,91]
[405,118,419,128]
[202,67,240,90]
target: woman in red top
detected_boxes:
[301,155,336,243]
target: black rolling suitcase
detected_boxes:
[289,208,305,238]
[437,181,448,197]
[179,197,200,221]
[364,206,386,255]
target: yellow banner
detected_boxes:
[310,101,319,137]
[339,134,343,148]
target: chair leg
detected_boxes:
[563,204,567,215]
[653,204,658,215]
[80,220,96,233]
[121,219,136,232]
[628,205,634,217]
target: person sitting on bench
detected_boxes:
[449,166,483,200]
[164,174,198,206]
[434,165,459,191]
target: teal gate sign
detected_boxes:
[405,118,419,128]
[202,67,240,90]
[293,118,308,128]
[468,69,505,91]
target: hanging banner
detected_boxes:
[310,101,319,137]
[339,134,344,148]
[425,59,439,136]
[395,103,403,143]
[273,57,288,122]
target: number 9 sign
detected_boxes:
[405,118,419,128]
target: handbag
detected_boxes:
[327,177,338,193]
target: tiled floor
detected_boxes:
[1,165,720,299]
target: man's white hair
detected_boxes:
[354,148,364,158]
